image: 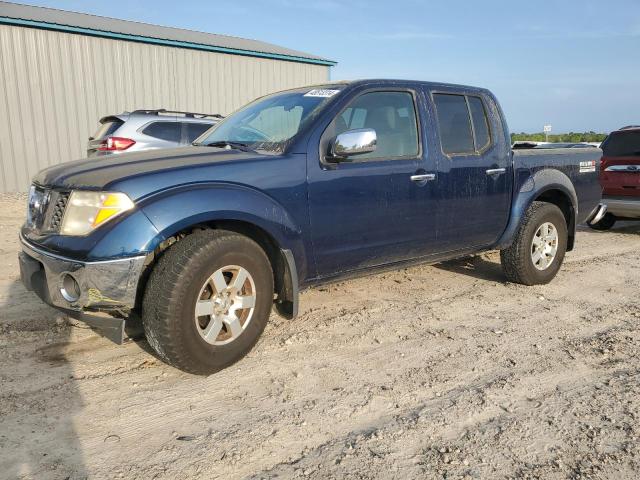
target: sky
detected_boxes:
[17,0,640,133]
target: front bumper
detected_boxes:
[602,196,640,219]
[19,235,147,343]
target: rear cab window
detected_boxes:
[432,93,493,155]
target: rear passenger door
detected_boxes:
[427,91,512,251]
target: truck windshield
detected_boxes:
[601,131,640,157]
[194,86,345,153]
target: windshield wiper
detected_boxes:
[199,140,253,152]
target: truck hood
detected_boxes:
[33,146,271,195]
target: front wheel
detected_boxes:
[142,230,273,375]
[500,201,568,285]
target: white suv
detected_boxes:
[87,109,222,157]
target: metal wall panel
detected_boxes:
[0,25,330,192]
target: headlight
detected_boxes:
[60,191,134,236]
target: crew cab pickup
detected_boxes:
[19,80,604,374]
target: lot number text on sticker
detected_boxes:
[304,89,340,98]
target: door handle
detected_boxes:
[486,168,506,176]
[410,173,436,182]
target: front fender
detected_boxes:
[139,183,309,281]
[495,168,577,250]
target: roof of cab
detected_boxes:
[318,78,491,94]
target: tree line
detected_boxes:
[511,132,607,143]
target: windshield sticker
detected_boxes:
[304,89,340,98]
[579,160,596,173]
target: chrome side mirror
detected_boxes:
[330,128,377,161]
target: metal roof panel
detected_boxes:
[0,1,336,66]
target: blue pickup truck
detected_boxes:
[19,80,604,374]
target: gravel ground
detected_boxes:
[0,192,639,479]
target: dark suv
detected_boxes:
[87,109,222,157]
[589,126,640,230]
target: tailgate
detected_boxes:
[601,157,640,196]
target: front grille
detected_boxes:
[49,192,70,231]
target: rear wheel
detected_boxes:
[588,212,616,231]
[142,230,273,375]
[500,201,568,285]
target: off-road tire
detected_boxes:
[500,201,568,285]
[142,229,273,375]
[587,213,616,231]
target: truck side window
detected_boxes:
[433,94,474,155]
[333,91,419,160]
[339,108,367,131]
[468,96,491,151]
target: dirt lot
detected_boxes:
[1,193,639,480]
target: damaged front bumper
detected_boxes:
[19,234,147,344]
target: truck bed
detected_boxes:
[512,147,603,224]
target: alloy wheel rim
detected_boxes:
[531,222,558,271]
[194,265,256,345]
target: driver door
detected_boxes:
[307,89,439,278]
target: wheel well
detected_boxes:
[134,220,294,314]
[534,189,576,251]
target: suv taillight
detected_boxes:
[98,136,136,151]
